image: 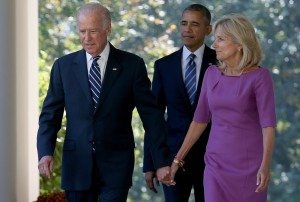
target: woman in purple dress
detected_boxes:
[169,14,276,202]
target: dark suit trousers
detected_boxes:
[162,168,205,202]
[65,154,129,202]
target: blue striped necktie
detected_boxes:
[185,54,196,104]
[89,55,101,109]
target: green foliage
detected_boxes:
[39,0,300,201]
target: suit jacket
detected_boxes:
[143,45,217,175]
[37,44,169,190]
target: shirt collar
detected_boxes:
[85,42,110,62]
[183,44,205,61]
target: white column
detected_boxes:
[0,0,39,201]
[15,0,39,201]
[0,0,16,201]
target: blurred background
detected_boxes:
[38,0,300,201]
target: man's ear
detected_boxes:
[106,24,112,35]
[206,25,212,35]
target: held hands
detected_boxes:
[144,171,160,193]
[170,157,185,185]
[255,166,271,192]
[38,155,54,179]
[156,166,174,186]
[155,157,185,187]
[170,161,179,185]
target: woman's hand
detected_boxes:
[255,166,271,192]
[170,162,179,185]
[256,127,275,193]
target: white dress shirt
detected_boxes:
[86,43,110,82]
[182,44,205,87]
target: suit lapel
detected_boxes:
[73,50,94,110]
[95,45,122,112]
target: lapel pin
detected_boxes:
[113,68,118,71]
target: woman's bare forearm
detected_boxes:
[175,121,207,160]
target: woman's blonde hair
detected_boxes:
[213,13,262,70]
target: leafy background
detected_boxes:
[39,0,300,201]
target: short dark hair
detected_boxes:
[183,4,211,24]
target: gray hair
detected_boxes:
[76,2,111,29]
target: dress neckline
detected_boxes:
[218,66,261,77]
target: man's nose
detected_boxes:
[184,24,192,32]
[85,32,92,41]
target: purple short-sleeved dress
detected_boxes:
[193,66,276,202]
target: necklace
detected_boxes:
[224,67,244,76]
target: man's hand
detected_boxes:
[144,171,159,193]
[38,155,54,179]
[156,166,172,185]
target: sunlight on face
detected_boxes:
[212,27,242,66]
[180,10,211,52]
[78,12,111,57]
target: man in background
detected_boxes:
[144,4,217,202]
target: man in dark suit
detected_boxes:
[143,4,217,202]
[37,3,171,202]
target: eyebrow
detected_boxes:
[181,20,201,24]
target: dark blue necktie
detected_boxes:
[89,56,101,109]
[185,54,196,104]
